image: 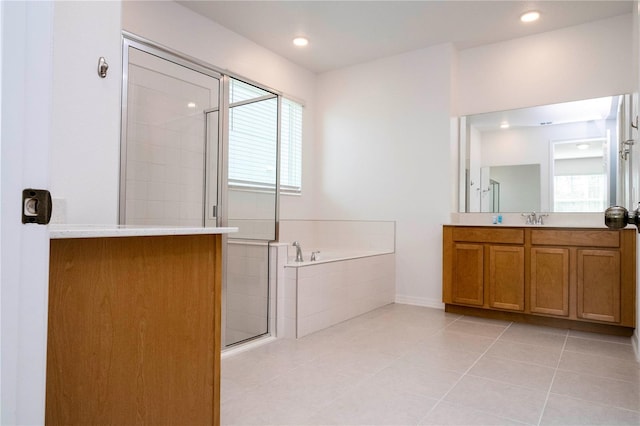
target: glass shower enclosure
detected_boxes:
[120,35,278,348]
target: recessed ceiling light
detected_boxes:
[520,11,540,23]
[293,37,309,47]
[500,122,510,129]
[187,102,196,108]
[577,143,590,150]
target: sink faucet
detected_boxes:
[522,212,548,225]
[292,241,304,262]
[522,212,537,225]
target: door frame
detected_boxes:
[1,2,54,424]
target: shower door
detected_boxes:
[120,41,221,226]
[224,78,279,347]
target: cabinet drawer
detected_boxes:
[452,227,524,244]
[531,230,619,248]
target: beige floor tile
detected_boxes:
[469,355,556,391]
[540,393,640,425]
[558,350,640,382]
[365,360,463,399]
[563,337,639,362]
[401,344,482,373]
[551,370,640,411]
[316,379,439,425]
[568,330,635,345]
[303,346,398,379]
[255,364,360,410]
[424,329,497,354]
[486,340,562,368]
[499,325,567,349]
[221,351,295,388]
[419,401,528,425]
[445,318,508,339]
[221,304,640,426]
[458,315,513,327]
[443,375,548,424]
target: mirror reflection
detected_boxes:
[460,95,630,213]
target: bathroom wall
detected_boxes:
[315,44,456,307]
[458,14,633,116]
[50,1,122,224]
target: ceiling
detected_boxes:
[178,1,632,73]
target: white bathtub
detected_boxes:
[286,250,389,266]
[279,249,395,338]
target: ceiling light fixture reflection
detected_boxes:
[520,11,540,23]
[293,37,309,47]
[500,122,510,129]
[577,143,590,150]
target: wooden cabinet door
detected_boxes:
[577,249,621,323]
[530,247,569,317]
[488,245,524,311]
[47,235,221,425]
[452,243,484,306]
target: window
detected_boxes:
[554,174,606,212]
[228,79,303,193]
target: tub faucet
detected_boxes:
[292,241,304,262]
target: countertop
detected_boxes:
[49,224,238,239]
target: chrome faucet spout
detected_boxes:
[292,241,304,262]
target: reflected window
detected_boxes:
[552,138,607,212]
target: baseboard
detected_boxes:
[633,331,639,362]
[395,294,444,310]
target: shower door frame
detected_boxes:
[119,32,282,348]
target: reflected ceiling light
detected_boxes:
[577,143,590,150]
[293,37,309,47]
[520,11,540,23]
[187,102,197,108]
[500,122,510,129]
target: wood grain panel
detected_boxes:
[620,229,636,327]
[451,227,524,244]
[530,248,569,316]
[452,243,484,306]
[46,234,221,426]
[577,249,620,323]
[488,245,524,311]
[531,229,619,247]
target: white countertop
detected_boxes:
[49,224,238,239]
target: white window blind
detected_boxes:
[280,98,303,193]
[228,79,302,193]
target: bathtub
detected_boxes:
[278,249,395,338]
[286,250,389,266]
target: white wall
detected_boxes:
[315,44,456,307]
[121,0,317,221]
[50,1,122,224]
[458,14,634,116]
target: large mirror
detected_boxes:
[459,94,634,213]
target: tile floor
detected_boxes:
[221,303,640,425]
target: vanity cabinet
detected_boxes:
[443,226,636,334]
[46,233,223,425]
[446,227,525,312]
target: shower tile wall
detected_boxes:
[124,61,210,226]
